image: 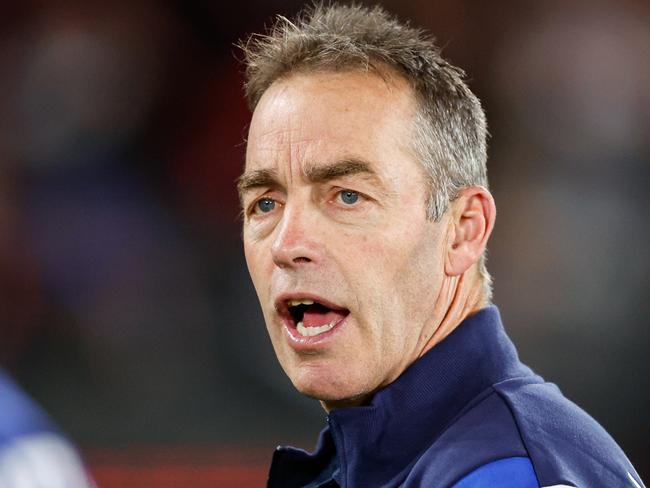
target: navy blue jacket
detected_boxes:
[268,306,644,487]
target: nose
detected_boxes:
[271,203,320,268]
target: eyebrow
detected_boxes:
[237,158,379,200]
[236,168,280,198]
[304,158,376,183]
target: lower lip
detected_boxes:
[282,314,349,350]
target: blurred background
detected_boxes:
[0,0,648,486]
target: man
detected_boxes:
[237,4,644,487]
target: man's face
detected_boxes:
[241,70,450,408]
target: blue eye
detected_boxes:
[340,190,359,205]
[255,198,276,213]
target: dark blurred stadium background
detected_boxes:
[0,1,648,486]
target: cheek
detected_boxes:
[361,226,444,317]
[345,235,414,333]
[355,228,428,278]
[243,244,257,282]
[244,243,270,298]
[354,230,393,262]
[347,235,396,303]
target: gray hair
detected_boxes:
[240,3,492,296]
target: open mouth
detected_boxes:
[282,298,350,338]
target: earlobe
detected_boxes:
[445,187,496,276]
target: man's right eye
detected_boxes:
[254,197,276,214]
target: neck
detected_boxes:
[321,268,488,413]
[419,267,488,358]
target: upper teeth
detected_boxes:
[288,299,314,307]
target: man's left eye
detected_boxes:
[339,190,360,205]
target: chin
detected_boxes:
[291,378,341,400]
[290,371,372,409]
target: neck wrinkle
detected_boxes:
[419,267,486,358]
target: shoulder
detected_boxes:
[494,377,644,488]
[403,389,529,487]
[405,380,644,488]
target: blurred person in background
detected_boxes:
[238,4,645,487]
[0,369,94,487]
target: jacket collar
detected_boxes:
[269,306,531,487]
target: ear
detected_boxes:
[445,186,496,276]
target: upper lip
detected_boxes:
[274,292,348,318]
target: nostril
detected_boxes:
[293,257,312,264]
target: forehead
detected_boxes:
[244,69,418,176]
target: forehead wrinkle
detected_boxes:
[251,122,320,184]
[256,126,304,149]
